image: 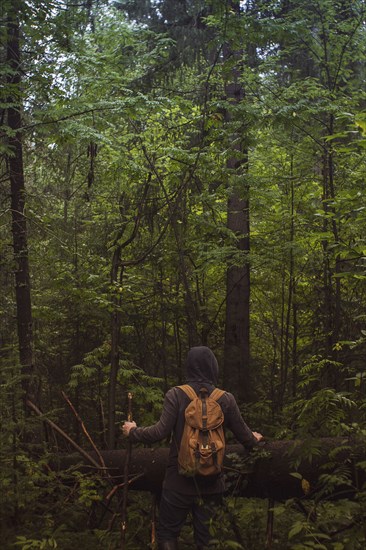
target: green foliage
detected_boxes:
[14,537,58,549]
[202,497,268,550]
[1,0,366,548]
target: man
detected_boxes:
[122,346,263,549]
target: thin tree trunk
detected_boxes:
[173,192,200,347]
[107,179,150,448]
[279,271,285,402]
[321,147,334,361]
[292,292,298,398]
[174,316,183,385]
[281,158,296,406]
[158,266,168,383]
[321,123,341,388]
[72,210,82,444]
[108,247,123,449]
[327,115,341,368]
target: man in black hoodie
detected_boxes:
[122,346,263,549]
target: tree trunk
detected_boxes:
[58,438,365,501]
[173,192,201,347]
[223,1,251,401]
[7,2,37,403]
[280,155,296,408]
[108,246,123,449]
[107,180,150,448]
[321,121,341,387]
[224,194,250,399]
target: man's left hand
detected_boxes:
[253,431,264,442]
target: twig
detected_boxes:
[151,494,157,548]
[61,391,106,470]
[121,392,133,549]
[99,396,108,449]
[265,498,275,549]
[26,399,102,470]
[105,473,144,501]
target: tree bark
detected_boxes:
[223,1,251,400]
[108,246,123,449]
[107,179,150,449]
[58,439,365,501]
[7,2,37,403]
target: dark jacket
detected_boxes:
[129,346,257,495]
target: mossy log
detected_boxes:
[58,438,365,500]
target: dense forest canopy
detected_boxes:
[1,0,365,548]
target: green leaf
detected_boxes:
[288,521,304,539]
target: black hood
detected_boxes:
[185,346,219,385]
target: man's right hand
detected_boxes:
[121,421,137,437]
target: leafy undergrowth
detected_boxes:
[4,492,366,549]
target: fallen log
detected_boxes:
[57,438,365,500]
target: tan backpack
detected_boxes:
[177,385,226,477]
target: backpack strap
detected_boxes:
[178,385,225,402]
[210,388,225,402]
[177,384,197,401]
